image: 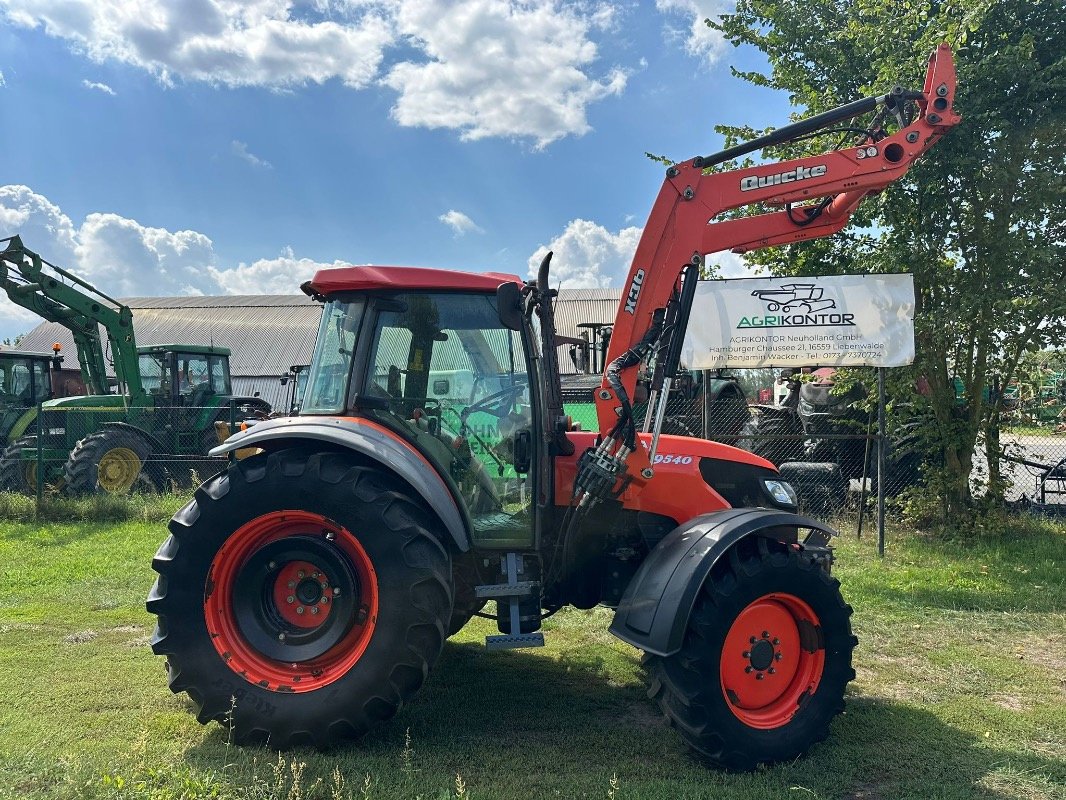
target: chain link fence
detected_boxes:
[0,403,253,499]
[993,348,1066,512]
[6,369,1064,520]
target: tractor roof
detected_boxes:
[0,348,55,361]
[137,344,232,356]
[306,265,522,297]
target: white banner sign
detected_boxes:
[684,274,915,368]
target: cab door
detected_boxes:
[363,292,537,549]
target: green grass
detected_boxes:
[0,497,1063,800]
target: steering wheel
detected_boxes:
[461,381,526,423]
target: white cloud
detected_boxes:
[529,216,757,291]
[655,0,731,66]
[3,0,395,89]
[74,212,217,297]
[2,0,625,147]
[385,0,627,147]
[0,69,6,87]
[528,218,642,289]
[81,78,115,94]
[0,185,341,338]
[208,247,346,295]
[439,209,483,236]
[231,139,272,169]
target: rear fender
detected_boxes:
[608,508,837,657]
[210,416,469,551]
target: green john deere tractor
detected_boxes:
[0,237,270,494]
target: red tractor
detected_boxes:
[148,46,959,769]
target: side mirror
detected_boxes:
[496,282,524,332]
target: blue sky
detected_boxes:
[0,1,793,342]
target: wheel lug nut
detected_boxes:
[286,596,295,604]
[772,637,780,645]
[775,653,783,661]
[322,596,330,603]
[768,667,776,675]
[311,606,319,615]
[333,587,341,597]
[756,673,764,680]
[749,636,756,643]
[298,570,305,578]
[287,581,295,589]
[745,666,753,673]
[742,651,750,658]
[762,631,769,639]
[296,606,305,614]
[278,633,286,641]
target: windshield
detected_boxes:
[138,352,170,395]
[303,299,364,414]
[0,356,52,405]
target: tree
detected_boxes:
[709,0,1066,516]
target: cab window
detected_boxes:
[364,293,532,517]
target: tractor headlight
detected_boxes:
[763,479,798,507]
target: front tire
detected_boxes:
[147,448,453,748]
[645,537,856,771]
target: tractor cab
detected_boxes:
[0,349,55,442]
[302,269,538,549]
[137,344,233,406]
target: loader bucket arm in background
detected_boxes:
[579,43,960,503]
[0,236,143,400]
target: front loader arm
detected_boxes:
[581,43,959,501]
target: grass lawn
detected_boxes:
[0,496,1063,800]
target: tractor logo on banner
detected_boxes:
[739,283,856,329]
[750,284,837,314]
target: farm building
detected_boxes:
[16,288,623,410]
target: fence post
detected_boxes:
[701,370,711,441]
[877,368,886,557]
[228,399,237,465]
[35,402,43,508]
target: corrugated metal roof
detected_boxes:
[16,289,624,382]
[120,294,314,309]
[19,295,322,378]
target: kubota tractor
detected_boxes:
[147,46,959,769]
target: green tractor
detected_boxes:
[0,348,63,488]
[0,237,270,494]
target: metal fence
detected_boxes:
[5,387,1064,521]
[0,403,244,500]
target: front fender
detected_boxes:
[210,416,469,551]
[609,508,837,657]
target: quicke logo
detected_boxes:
[741,164,827,192]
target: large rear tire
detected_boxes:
[0,437,36,493]
[147,448,453,748]
[644,537,856,771]
[63,428,159,495]
[448,553,487,636]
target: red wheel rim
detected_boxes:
[204,510,378,693]
[719,593,824,729]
